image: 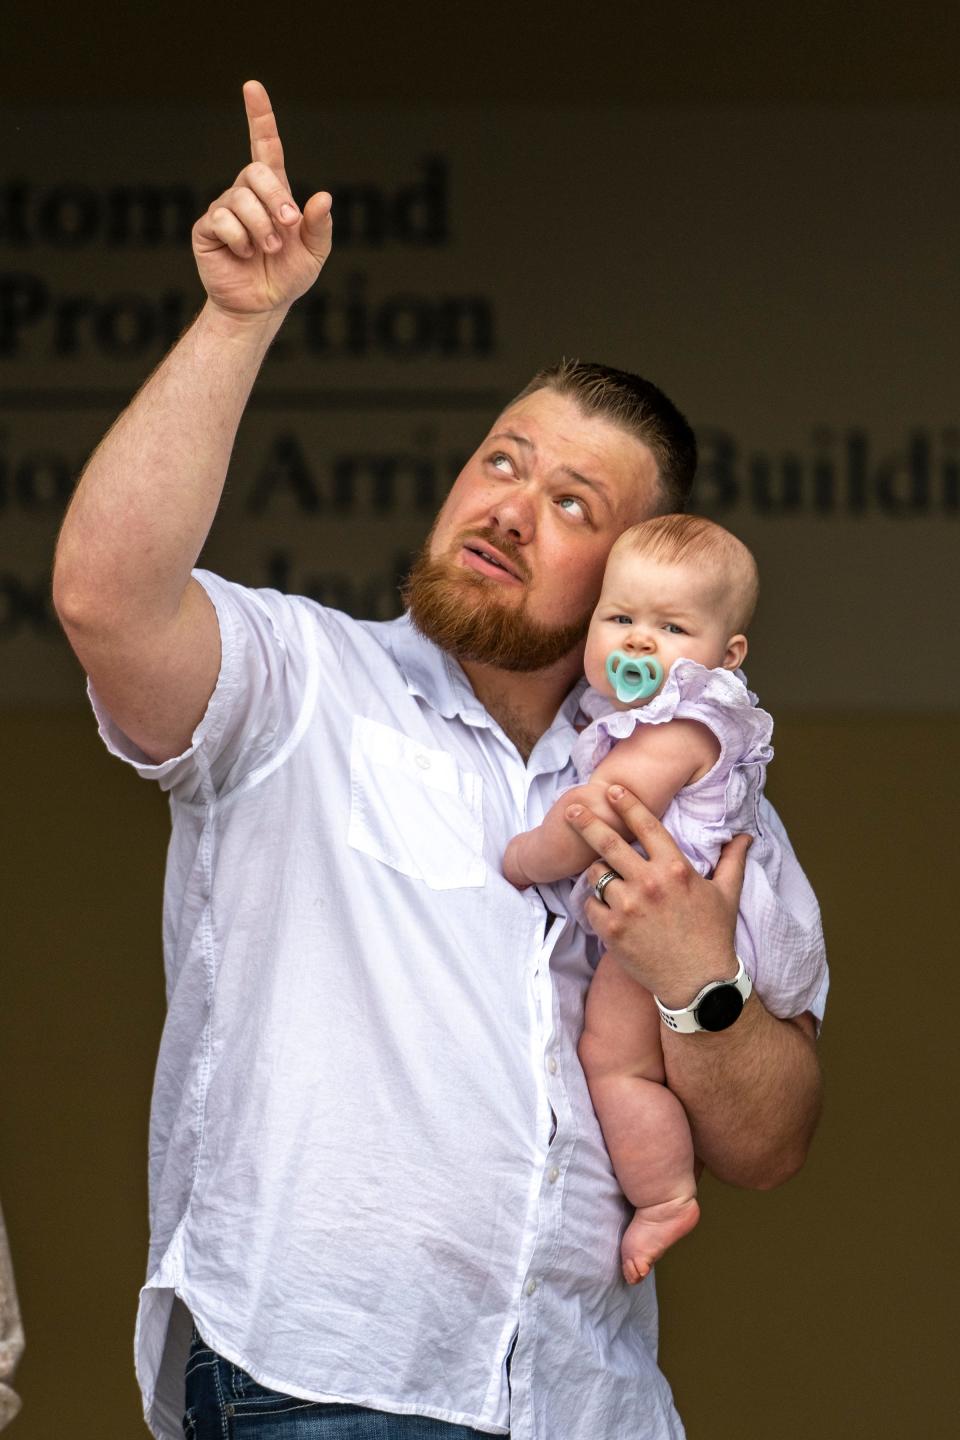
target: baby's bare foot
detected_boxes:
[621,1195,700,1284]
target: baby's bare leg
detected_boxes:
[578,953,699,1283]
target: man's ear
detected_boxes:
[723,634,748,670]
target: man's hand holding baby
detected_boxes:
[566,785,750,1009]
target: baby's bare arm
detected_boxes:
[503,779,626,887]
[502,718,718,888]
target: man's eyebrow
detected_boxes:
[489,431,613,507]
[559,465,610,500]
[490,430,534,449]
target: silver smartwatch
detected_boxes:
[655,955,753,1034]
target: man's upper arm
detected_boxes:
[63,576,222,764]
[791,1011,818,1044]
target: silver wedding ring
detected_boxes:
[594,869,622,906]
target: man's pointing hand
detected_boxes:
[568,784,749,1007]
[192,80,333,317]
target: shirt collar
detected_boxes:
[369,612,487,724]
[370,612,588,761]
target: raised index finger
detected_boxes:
[243,80,288,183]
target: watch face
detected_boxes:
[695,984,745,1032]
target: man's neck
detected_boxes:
[460,651,584,761]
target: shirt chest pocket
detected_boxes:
[348,716,486,889]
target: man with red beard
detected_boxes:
[54,83,824,1440]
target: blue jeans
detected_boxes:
[182,1329,505,1439]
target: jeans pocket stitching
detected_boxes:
[211,1357,231,1440]
[229,1397,320,1417]
[185,1353,219,1382]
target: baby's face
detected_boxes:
[583,552,744,707]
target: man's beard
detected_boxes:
[402,528,592,673]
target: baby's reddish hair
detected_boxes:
[609,514,759,633]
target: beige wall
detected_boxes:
[2,6,958,1438]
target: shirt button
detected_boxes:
[547,1167,560,1184]
[525,1279,538,1296]
[547,1056,558,1075]
[415,754,431,770]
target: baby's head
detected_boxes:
[584,514,759,708]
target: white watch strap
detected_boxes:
[655,955,753,1033]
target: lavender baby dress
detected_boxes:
[570,658,826,1020]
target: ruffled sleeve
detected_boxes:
[572,659,772,786]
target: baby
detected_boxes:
[503,513,776,1284]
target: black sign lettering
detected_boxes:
[0,573,55,636]
[0,273,47,355]
[247,434,321,514]
[691,429,739,512]
[875,432,931,514]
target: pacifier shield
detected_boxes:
[605,651,664,704]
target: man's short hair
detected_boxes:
[512,358,697,513]
[611,513,759,632]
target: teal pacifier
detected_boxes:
[605,650,663,704]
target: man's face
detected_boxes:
[404,388,663,672]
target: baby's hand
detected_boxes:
[502,836,533,890]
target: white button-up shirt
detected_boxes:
[91,571,826,1440]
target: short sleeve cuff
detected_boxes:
[86,569,245,798]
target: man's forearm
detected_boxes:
[663,998,821,1189]
[54,302,284,629]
